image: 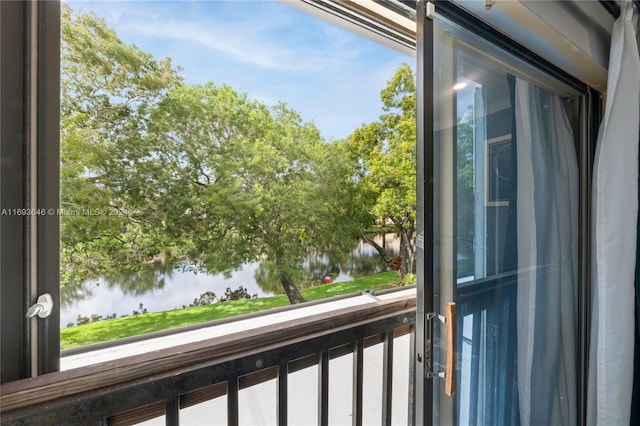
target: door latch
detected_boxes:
[26,293,54,319]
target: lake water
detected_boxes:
[60,236,398,327]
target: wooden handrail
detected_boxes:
[1,295,415,419]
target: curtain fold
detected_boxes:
[588,1,640,425]
[515,78,579,426]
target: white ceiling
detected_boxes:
[452,0,615,93]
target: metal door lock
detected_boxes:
[425,303,457,396]
[26,293,54,319]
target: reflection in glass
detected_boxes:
[434,16,580,426]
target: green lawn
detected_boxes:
[61,271,400,350]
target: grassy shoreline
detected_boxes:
[61,271,400,350]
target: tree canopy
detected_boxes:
[60,4,182,291]
[345,63,417,279]
[60,6,363,305]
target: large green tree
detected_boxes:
[118,83,360,303]
[60,5,182,297]
[346,63,417,280]
[60,7,360,304]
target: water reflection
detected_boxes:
[61,236,398,327]
[104,262,174,296]
[253,248,387,294]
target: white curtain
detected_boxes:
[515,78,579,426]
[588,1,640,425]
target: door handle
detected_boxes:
[425,302,456,396]
[445,302,456,396]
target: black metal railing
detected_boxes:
[0,291,416,426]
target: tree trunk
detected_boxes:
[281,275,306,304]
[362,231,415,281]
[401,227,416,274]
[361,232,393,261]
[397,234,409,280]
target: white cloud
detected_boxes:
[90,1,358,73]
[66,0,411,139]
[120,19,312,71]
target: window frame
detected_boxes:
[2,0,416,383]
[1,0,60,383]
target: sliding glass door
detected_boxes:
[415,2,588,424]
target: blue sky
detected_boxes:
[66,0,413,140]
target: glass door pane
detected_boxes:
[432,15,581,426]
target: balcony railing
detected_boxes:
[0,288,416,425]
